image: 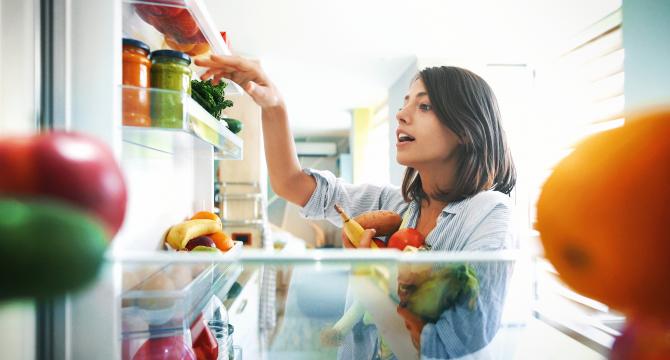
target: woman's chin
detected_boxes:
[396,154,414,167]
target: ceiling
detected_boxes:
[205,0,621,136]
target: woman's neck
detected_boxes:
[415,164,455,212]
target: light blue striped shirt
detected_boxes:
[299,168,516,359]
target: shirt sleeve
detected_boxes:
[299,168,405,227]
[419,202,514,359]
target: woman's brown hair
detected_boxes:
[402,66,516,203]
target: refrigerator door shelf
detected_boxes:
[122,85,243,159]
[121,241,244,334]
[123,0,243,94]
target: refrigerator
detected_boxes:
[0,0,625,359]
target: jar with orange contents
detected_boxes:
[122,38,151,127]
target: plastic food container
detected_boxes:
[150,49,192,128]
[123,327,195,360]
[122,38,151,126]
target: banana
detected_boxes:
[165,219,221,249]
[334,204,379,248]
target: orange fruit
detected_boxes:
[191,211,222,231]
[209,231,234,252]
[536,109,670,321]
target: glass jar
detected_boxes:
[150,49,192,128]
[122,38,151,127]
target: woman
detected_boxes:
[196,55,517,359]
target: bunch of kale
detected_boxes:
[191,79,234,119]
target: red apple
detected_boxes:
[0,132,127,237]
[185,235,216,251]
[0,137,38,193]
[388,229,424,251]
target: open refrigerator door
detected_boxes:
[38,0,247,358]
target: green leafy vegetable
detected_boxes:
[191,79,234,119]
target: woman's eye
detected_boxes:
[418,103,432,111]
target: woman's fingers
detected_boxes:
[209,54,254,71]
[341,229,376,249]
[194,54,246,70]
[341,232,355,248]
[358,229,376,248]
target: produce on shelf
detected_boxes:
[536,110,670,322]
[191,210,222,228]
[223,117,243,134]
[209,231,235,251]
[165,35,210,57]
[184,235,217,251]
[132,333,196,360]
[164,211,234,252]
[0,132,128,236]
[137,272,176,310]
[134,4,205,45]
[191,79,234,120]
[0,199,108,299]
[165,219,221,250]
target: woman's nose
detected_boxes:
[396,107,408,124]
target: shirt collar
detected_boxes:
[409,197,467,217]
[442,198,467,215]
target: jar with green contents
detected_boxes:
[150,50,192,128]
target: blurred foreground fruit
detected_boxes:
[0,132,127,237]
[0,199,107,299]
[610,317,670,360]
[536,110,670,320]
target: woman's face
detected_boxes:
[395,78,461,168]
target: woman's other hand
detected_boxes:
[397,306,425,350]
[341,228,376,249]
[194,54,283,108]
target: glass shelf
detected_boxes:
[122,85,243,159]
[123,0,243,94]
[120,241,243,356]
[113,249,529,360]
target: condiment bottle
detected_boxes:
[122,38,151,127]
[150,49,192,128]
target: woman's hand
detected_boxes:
[194,54,283,108]
[397,306,425,350]
[341,229,376,249]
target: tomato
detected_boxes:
[387,229,424,250]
